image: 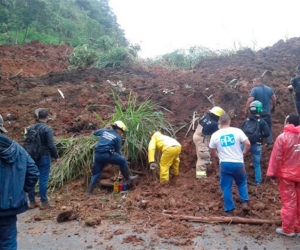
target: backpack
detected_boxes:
[23,124,45,162]
[242,117,261,144]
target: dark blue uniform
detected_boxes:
[90,128,130,184]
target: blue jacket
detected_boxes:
[0,136,39,216]
[93,128,122,155]
[199,113,219,136]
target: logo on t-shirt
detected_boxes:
[220,134,235,147]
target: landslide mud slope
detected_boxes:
[1,39,300,245]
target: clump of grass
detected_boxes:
[109,91,174,169]
[49,136,97,192]
[49,91,174,191]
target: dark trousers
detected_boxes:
[90,152,129,183]
[28,155,51,203]
[261,112,273,144]
[295,100,300,116]
[0,215,17,250]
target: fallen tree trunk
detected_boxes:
[163,213,281,225]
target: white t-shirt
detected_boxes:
[209,127,248,163]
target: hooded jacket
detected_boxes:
[267,124,300,181]
[148,131,181,163]
[0,135,39,216]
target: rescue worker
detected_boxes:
[148,131,181,183]
[241,100,270,185]
[267,114,300,237]
[88,121,137,195]
[209,113,251,215]
[288,65,300,116]
[0,114,39,249]
[193,106,224,179]
[245,77,277,146]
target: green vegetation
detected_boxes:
[49,91,174,191]
[145,45,251,70]
[0,0,141,69]
[108,91,174,168]
[0,0,127,47]
[49,136,97,192]
[0,0,250,70]
[148,46,217,70]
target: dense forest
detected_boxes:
[0,0,126,47]
[0,0,145,68]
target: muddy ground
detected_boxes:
[1,38,300,248]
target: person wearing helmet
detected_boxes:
[287,65,300,116]
[193,106,224,179]
[148,131,181,184]
[88,120,137,195]
[241,101,270,185]
[245,77,276,146]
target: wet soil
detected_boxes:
[18,209,300,250]
[1,39,300,248]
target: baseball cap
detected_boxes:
[0,115,8,133]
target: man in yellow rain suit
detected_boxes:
[148,131,181,183]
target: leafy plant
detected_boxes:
[49,136,97,192]
[69,44,98,67]
[49,91,173,191]
[109,91,174,169]
[96,47,131,69]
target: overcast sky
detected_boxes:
[109,0,300,58]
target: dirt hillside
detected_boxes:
[1,38,300,246]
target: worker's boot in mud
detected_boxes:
[275,228,295,237]
[160,180,170,187]
[225,210,234,216]
[40,201,54,210]
[29,201,39,209]
[170,175,179,185]
[196,170,207,179]
[122,167,138,182]
[127,175,138,181]
[88,182,97,196]
[241,201,250,212]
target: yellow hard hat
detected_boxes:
[209,106,224,117]
[112,120,127,132]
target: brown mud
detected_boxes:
[1,39,300,248]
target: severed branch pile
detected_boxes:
[162,210,281,226]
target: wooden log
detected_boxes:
[163,213,281,225]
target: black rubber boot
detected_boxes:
[88,182,97,196]
[121,167,138,182]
